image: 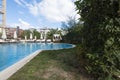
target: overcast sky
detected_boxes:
[6,0,79,29]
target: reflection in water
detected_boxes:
[30,43,33,52]
[13,44,17,57]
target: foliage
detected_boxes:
[0,32,2,38]
[33,29,40,39]
[47,28,62,40]
[61,18,83,44]
[75,0,120,79]
[21,29,40,39]
[21,30,31,39]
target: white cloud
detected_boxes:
[14,0,22,6]
[14,0,79,22]
[14,0,39,16]
[20,0,27,4]
[19,19,30,26]
[14,0,26,6]
[38,0,79,22]
[26,2,39,16]
[18,18,33,29]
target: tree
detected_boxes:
[33,29,40,39]
[61,17,83,44]
[75,0,120,79]
[47,29,62,40]
[21,29,40,39]
[21,30,31,39]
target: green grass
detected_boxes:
[8,47,91,80]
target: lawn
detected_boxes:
[8,47,92,80]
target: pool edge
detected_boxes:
[0,50,42,80]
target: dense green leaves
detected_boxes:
[21,29,40,39]
[75,0,120,79]
[47,29,62,40]
[21,30,31,39]
[61,18,83,44]
[33,30,40,39]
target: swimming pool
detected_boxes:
[0,43,74,71]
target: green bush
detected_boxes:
[61,18,83,44]
[76,45,120,80]
[75,0,120,79]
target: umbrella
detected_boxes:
[25,35,27,40]
[40,33,43,39]
[35,36,37,40]
[13,31,17,39]
[30,33,33,40]
[1,28,7,39]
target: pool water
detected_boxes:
[0,43,73,71]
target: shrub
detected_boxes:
[76,45,120,80]
[75,0,120,79]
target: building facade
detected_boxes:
[0,27,24,39]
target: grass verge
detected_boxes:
[8,47,92,80]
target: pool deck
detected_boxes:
[0,39,52,44]
[0,50,42,80]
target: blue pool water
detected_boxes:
[0,43,73,71]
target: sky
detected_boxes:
[6,0,79,30]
